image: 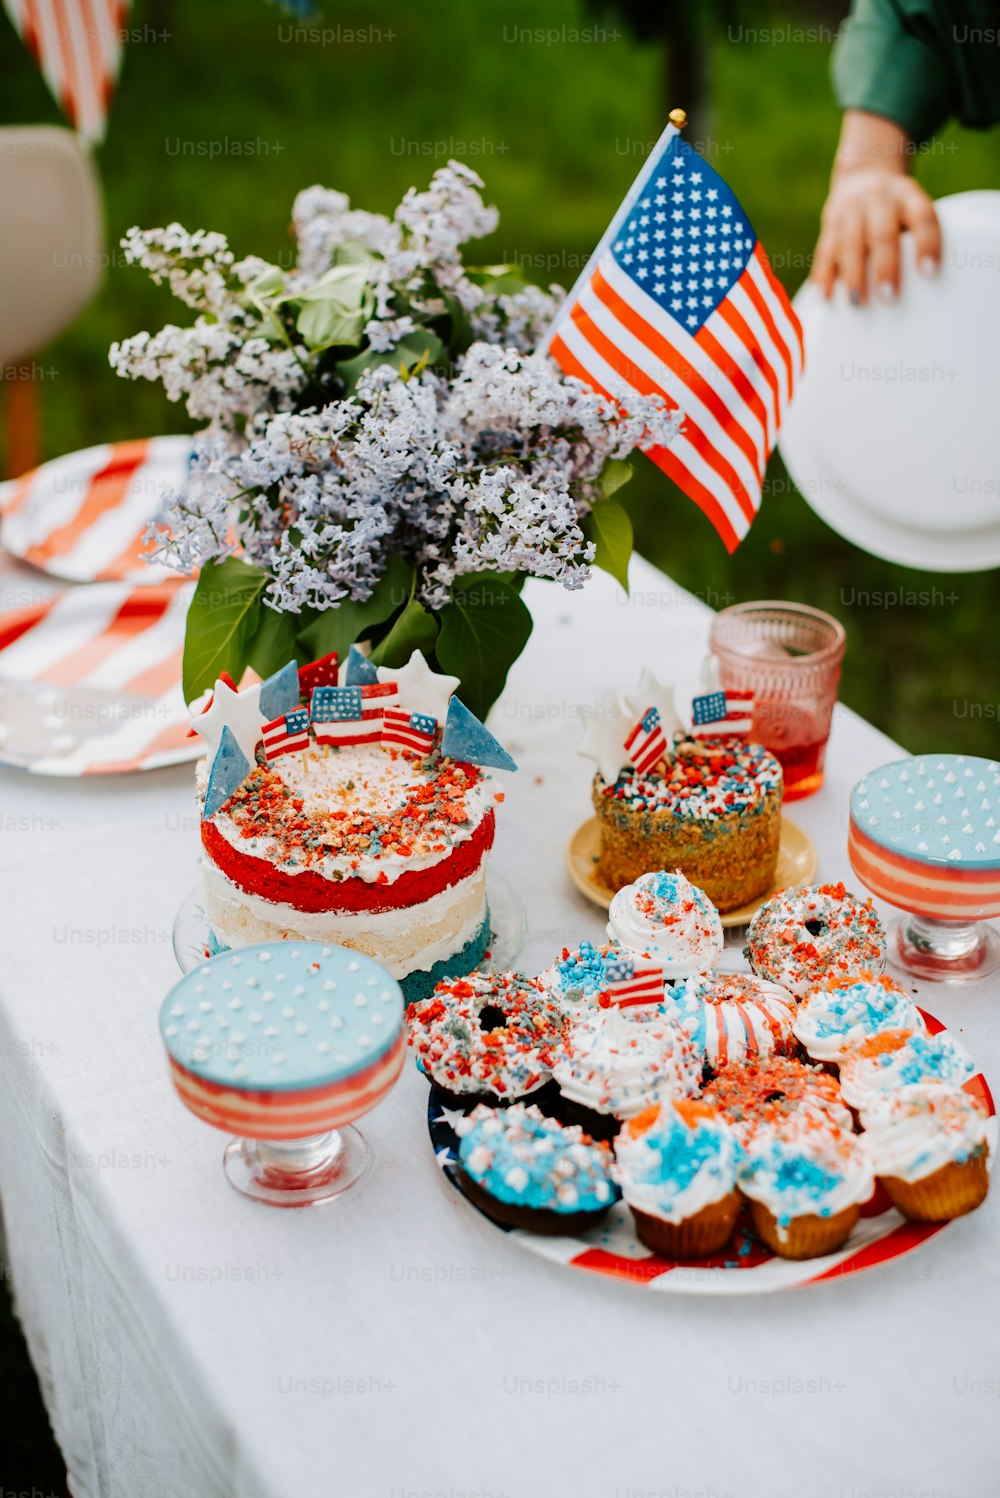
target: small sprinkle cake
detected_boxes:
[192,649,514,1003]
[592,737,783,912]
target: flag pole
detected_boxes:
[542,107,688,350]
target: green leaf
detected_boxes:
[369,595,438,668]
[291,265,375,352]
[182,556,268,704]
[585,497,633,592]
[600,458,633,499]
[297,555,411,663]
[245,605,299,681]
[336,329,444,396]
[435,572,533,722]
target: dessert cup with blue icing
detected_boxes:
[160,942,404,1207]
[606,869,724,981]
[454,1103,618,1234]
[848,754,1000,983]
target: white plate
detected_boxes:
[779,192,1000,571]
[428,1011,995,1294]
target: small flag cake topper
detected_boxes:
[598,956,665,1009]
[261,707,310,762]
[690,687,755,738]
[623,706,668,776]
[311,684,392,747]
[579,671,680,784]
[382,708,437,755]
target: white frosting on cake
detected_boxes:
[202,862,488,979]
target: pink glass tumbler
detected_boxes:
[709,601,846,801]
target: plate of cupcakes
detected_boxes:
[410,872,995,1294]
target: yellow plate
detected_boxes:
[565,815,818,929]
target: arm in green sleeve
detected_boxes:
[832,0,959,144]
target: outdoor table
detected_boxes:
[0,551,997,1498]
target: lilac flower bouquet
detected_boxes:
[111,163,680,716]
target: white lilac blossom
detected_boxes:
[117,164,685,615]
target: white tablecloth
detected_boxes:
[1,554,998,1498]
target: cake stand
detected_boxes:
[160,943,405,1207]
[849,754,1000,983]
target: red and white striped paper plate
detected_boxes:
[428,1009,995,1294]
[0,579,199,775]
[0,436,193,585]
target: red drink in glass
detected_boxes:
[709,603,846,801]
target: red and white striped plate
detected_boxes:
[0,579,199,775]
[428,1009,995,1294]
[0,436,193,584]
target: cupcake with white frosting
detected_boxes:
[536,939,639,1015]
[550,1005,703,1141]
[607,870,724,981]
[839,1028,975,1116]
[860,1082,991,1221]
[792,973,926,1067]
[615,1099,743,1257]
[739,1121,874,1260]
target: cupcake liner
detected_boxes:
[880,1154,989,1222]
[630,1192,741,1259]
[750,1200,860,1260]
[455,1166,612,1237]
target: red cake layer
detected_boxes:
[201,809,495,915]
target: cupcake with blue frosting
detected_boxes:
[454,1103,618,1234]
[792,972,926,1067]
[839,1028,974,1116]
[614,1099,743,1257]
[739,1120,874,1259]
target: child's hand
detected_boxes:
[812,169,941,304]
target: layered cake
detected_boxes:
[592,737,783,911]
[191,649,515,1003]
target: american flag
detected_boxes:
[623,706,668,775]
[311,682,397,747]
[545,123,803,552]
[598,956,665,1009]
[691,688,755,738]
[261,707,310,762]
[382,708,437,755]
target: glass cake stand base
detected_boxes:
[223,1127,371,1208]
[173,869,526,976]
[890,912,1000,985]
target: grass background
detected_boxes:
[0,0,998,1480]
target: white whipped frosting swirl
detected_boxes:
[839,1030,975,1114]
[607,870,723,979]
[860,1082,991,1183]
[792,974,925,1063]
[551,1008,702,1120]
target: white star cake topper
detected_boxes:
[190,677,267,762]
[577,689,634,785]
[377,650,460,725]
